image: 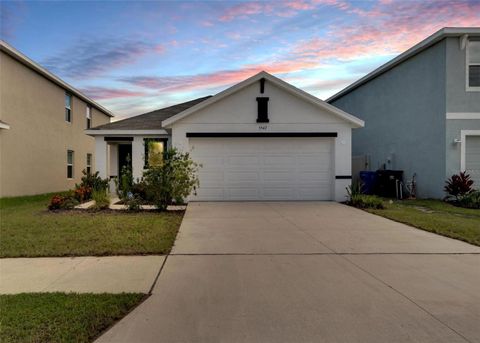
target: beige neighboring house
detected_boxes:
[0,41,113,197]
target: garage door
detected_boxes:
[466,135,480,189]
[189,137,334,201]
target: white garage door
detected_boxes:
[466,135,480,189]
[189,137,334,201]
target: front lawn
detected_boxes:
[0,293,144,343]
[0,194,184,257]
[366,199,480,246]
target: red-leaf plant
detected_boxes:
[444,172,474,201]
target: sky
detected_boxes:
[1,0,479,120]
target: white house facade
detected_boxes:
[87,72,364,202]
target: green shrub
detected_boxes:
[76,170,109,193]
[458,190,480,209]
[143,148,200,211]
[115,155,134,201]
[124,195,142,211]
[349,194,384,209]
[92,190,110,211]
[346,180,364,199]
[48,192,79,210]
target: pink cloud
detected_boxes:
[292,0,480,62]
[81,87,149,100]
[219,2,273,21]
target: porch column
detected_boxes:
[95,136,109,179]
[132,136,144,180]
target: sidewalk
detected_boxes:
[0,255,164,294]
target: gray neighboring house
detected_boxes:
[328,27,480,198]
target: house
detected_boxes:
[87,71,364,201]
[328,27,480,198]
[0,41,113,197]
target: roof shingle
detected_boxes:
[91,96,212,130]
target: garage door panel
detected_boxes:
[225,171,259,183]
[195,188,225,200]
[228,188,260,200]
[227,156,260,166]
[264,155,295,165]
[190,137,334,200]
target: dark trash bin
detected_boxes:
[375,170,403,198]
[359,171,377,195]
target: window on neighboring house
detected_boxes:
[86,153,92,174]
[65,93,72,122]
[86,105,92,129]
[67,150,74,178]
[144,138,166,168]
[468,40,480,89]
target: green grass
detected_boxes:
[366,199,480,246]
[0,293,145,343]
[0,193,184,257]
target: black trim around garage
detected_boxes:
[104,137,133,142]
[186,132,338,138]
[335,175,352,179]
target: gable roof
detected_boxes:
[327,27,480,103]
[162,71,364,128]
[90,96,212,130]
[0,40,114,117]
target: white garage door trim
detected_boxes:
[189,135,335,201]
[460,130,480,170]
[462,131,480,188]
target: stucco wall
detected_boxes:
[0,51,110,197]
[169,79,356,201]
[331,40,447,198]
[445,37,480,113]
[445,37,480,181]
[446,121,480,179]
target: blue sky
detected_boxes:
[1,0,479,119]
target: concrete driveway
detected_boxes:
[97,202,480,343]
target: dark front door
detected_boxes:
[118,144,132,182]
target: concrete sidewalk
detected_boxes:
[0,255,164,294]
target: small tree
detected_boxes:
[143,148,200,211]
[444,172,473,201]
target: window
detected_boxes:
[65,93,72,122]
[86,153,92,174]
[67,150,74,178]
[144,138,166,168]
[467,40,480,89]
[86,105,92,129]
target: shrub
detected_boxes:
[48,195,65,210]
[444,172,474,200]
[116,155,134,201]
[458,190,480,209]
[76,169,109,193]
[124,194,143,211]
[48,193,78,210]
[345,180,384,209]
[143,148,200,211]
[91,189,110,210]
[74,186,92,202]
[346,180,363,199]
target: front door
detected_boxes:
[118,144,132,182]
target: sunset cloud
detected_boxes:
[80,87,149,100]
[43,38,165,79]
[8,0,478,117]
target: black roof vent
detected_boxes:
[256,97,269,123]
